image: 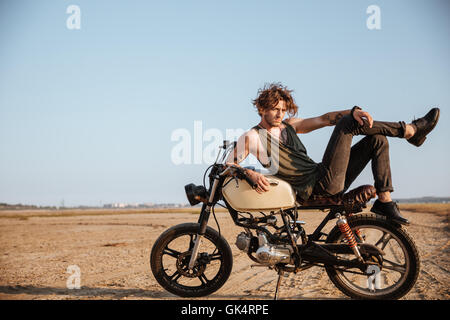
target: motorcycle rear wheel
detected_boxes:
[325,213,420,300]
[150,223,233,297]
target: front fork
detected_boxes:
[188,176,220,269]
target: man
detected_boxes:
[227,83,440,225]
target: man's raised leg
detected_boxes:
[342,135,409,225]
[314,114,406,196]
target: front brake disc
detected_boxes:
[176,251,206,278]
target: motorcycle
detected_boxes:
[150,140,420,300]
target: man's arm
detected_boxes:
[225,131,252,164]
[286,109,349,133]
[225,130,270,193]
[287,107,373,133]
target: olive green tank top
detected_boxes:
[252,121,320,201]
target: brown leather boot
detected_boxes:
[407,108,440,147]
[370,200,410,225]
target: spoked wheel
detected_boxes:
[325,213,420,300]
[150,223,233,297]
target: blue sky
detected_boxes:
[1,0,449,206]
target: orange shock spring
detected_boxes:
[337,214,363,261]
[354,228,363,242]
[348,213,363,242]
[338,220,358,248]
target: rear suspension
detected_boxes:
[336,213,364,262]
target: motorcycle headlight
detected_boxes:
[184,183,208,206]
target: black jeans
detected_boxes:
[312,115,406,196]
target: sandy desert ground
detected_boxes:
[0,205,448,300]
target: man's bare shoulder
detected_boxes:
[285,117,303,125]
[285,117,304,132]
[235,127,259,144]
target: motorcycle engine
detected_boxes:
[235,232,293,265]
[235,232,252,252]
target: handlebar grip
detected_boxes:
[228,165,258,189]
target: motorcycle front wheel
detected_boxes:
[325,213,420,300]
[150,223,233,297]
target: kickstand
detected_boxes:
[274,270,284,300]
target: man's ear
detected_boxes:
[258,108,265,116]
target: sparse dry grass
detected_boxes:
[1,203,447,220]
[0,207,197,219]
[0,206,232,219]
[398,203,450,216]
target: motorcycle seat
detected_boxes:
[298,185,377,212]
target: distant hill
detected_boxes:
[392,197,450,203]
[1,196,449,211]
[0,203,58,210]
[0,202,191,210]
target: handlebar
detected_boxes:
[221,165,258,189]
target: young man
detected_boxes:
[227,83,440,225]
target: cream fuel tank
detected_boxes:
[222,174,297,213]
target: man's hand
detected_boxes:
[245,169,270,194]
[225,163,270,194]
[353,108,373,128]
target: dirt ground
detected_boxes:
[0,207,448,300]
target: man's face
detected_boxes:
[261,100,287,127]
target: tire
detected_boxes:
[325,213,420,300]
[150,223,233,297]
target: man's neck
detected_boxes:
[258,121,284,133]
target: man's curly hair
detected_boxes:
[252,82,298,117]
